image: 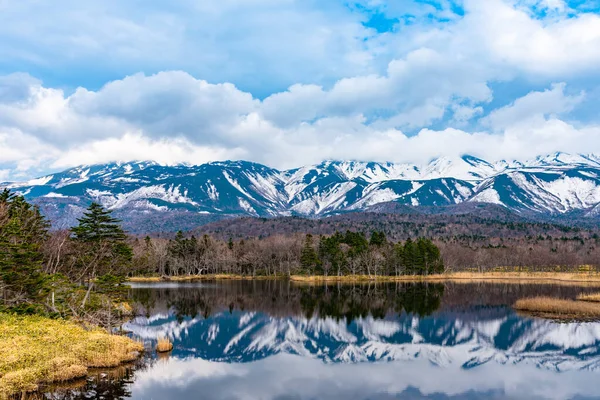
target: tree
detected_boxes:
[0,190,49,311]
[72,202,127,243]
[70,203,132,306]
[369,231,387,247]
[319,234,345,277]
[300,234,320,275]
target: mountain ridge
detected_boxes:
[4,152,600,231]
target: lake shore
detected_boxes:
[128,271,600,285]
[0,314,144,397]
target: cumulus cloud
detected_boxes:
[0,70,599,180]
[1,0,600,180]
[481,83,585,131]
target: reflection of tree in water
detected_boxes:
[26,358,153,400]
[131,281,444,322]
[299,283,444,321]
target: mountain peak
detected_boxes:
[4,153,600,230]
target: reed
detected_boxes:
[577,292,600,302]
[129,272,600,285]
[514,296,600,319]
[0,314,144,397]
[156,337,173,353]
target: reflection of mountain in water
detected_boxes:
[125,304,600,372]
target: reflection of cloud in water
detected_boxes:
[129,354,600,400]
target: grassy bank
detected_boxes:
[128,274,285,282]
[0,314,144,398]
[514,296,600,320]
[129,272,600,285]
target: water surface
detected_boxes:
[43,281,600,399]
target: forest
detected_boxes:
[4,188,600,320]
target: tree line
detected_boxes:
[132,229,444,278]
[4,188,600,319]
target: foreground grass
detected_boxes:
[514,296,600,320]
[0,314,144,398]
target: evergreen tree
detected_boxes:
[300,234,320,275]
[72,202,127,242]
[0,190,49,311]
[319,234,346,276]
[403,239,417,274]
[369,231,387,247]
[71,202,132,280]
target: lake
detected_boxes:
[40,280,600,400]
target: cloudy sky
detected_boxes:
[1,0,600,180]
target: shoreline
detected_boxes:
[128,272,600,285]
[0,314,144,397]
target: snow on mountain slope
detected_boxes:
[4,153,600,227]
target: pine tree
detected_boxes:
[369,231,387,247]
[72,202,127,242]
[71,202,132,281]
[0,191,49,311]
[300,234,320,275]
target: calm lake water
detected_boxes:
[41,281,600,400]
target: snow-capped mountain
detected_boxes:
[4,152,600,228]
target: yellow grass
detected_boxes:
[514,296,600,319]
[577,292,600,302]
[156,337,173,353]
[128,274,285,283]
[290,272,600,285]
[129,272,600,285]
[0,313,144,398]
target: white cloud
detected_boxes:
[481,83,585,131]
[0,0,383,94]
[459,0,600,77]
[1,71,600,180]
[50,132,244,170]
[2,0,600,180]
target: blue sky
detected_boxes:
[1,0,600,180]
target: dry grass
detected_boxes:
[128,274,284,283]
[129,272,600,285]
[514,296,600,319]
[577,292,600,302]
[290,272,600,285]
[0,313,144,397]
[156,337,173,353]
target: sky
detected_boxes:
[1,0,600,180]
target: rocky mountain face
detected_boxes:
[4,152,600,230]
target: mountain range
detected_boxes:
[4,152,600,230]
